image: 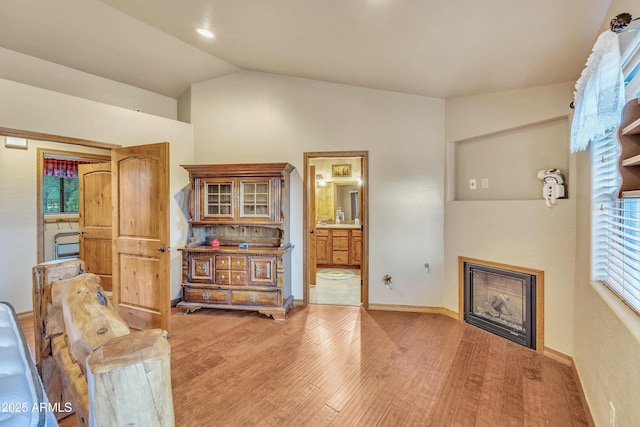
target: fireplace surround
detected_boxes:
[459,257,544,351]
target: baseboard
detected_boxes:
[293,299,305,307]
[16,310,33,320]
[539,347,595,426]
[571,362,596,427]
[542,346,573,366]
[367,303,458,319]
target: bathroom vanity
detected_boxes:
[315,225,361,268]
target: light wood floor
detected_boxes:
[20,305,592,426]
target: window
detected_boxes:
[42,157,88,214]
[591,32,640,314]
[591,131,640,312]
[43,176,79,213]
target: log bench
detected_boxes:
[32,259,174,426]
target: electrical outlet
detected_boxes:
[609,401,616,427]
[383,275,393,289]
[469,179,477,190]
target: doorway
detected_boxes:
[37,148,110,264]
[303,151,368,307]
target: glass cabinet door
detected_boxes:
[239,179,272,218]
[202,179,235,219]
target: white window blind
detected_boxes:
[592,32,640,314]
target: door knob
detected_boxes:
[155,245,170,252]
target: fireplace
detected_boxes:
[460,258,543,350]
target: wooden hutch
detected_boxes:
[177,163,295,320]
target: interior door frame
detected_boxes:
[303,151,369,308]
[2,126,119,265]
[36,148,111,263]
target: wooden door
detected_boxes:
[112,143,170,332]
[315,185,334,222]
[308,165,317,286]
[79,163,113,291]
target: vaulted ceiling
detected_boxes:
[0,0,613,100]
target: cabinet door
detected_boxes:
[351,231,362,266]
[316,230,330,264]
[189,255,214,282]
[239,178,275,220]
[201,178,235,220]
[248,257,276,286]
[315,185,335,222]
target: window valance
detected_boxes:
[571,30,625,152]
[43,158,89,178]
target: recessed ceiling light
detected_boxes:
[197,28,215,39]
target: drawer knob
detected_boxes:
[202,291,210,301]
[221,275,225,280]
[249,294,259,302]
[256,266,263,275]
[221,260,226,266]
[236,275,241,281]
[236,261,241,266]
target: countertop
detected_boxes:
[315,223,361,229]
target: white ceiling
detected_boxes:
[0,0,614,99]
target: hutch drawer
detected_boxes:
[215,270,246,285]
[183,286,229,304]
[230,290,279,306]
[215,255,246,270]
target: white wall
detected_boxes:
[0,47,178,120]
[0,78,194,313]
[191,70,445,305]
[571,1,640,425]
[454,118,569,201]
[445,82,577,355]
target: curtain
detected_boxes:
[571,30,625,152]
[43,158,88,178]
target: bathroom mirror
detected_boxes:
[334,182,360,222]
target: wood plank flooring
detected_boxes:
[20,305,591,426]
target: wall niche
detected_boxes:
[452,118,569,201]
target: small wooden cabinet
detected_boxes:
[178,163,294,321]
[315,227,361,268]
